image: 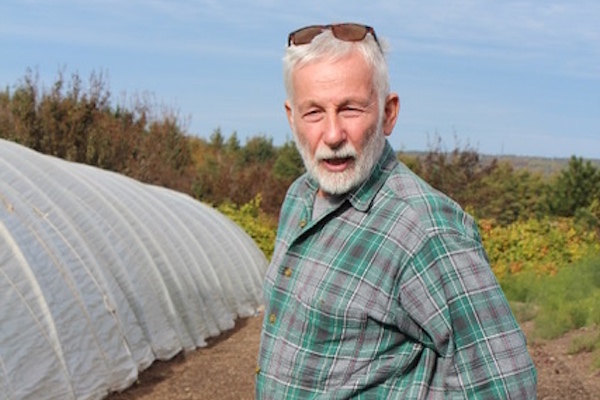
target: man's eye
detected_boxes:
[341,107,362,117]
[303,110,323,121]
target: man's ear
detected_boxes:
[382,93,400,137]
[285,100,294,130]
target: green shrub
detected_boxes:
[507,301,538,324]
[502,256,600,340]
[500,270,541,303]
[217,194,277,259]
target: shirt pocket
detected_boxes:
[290,275,371,390]
[291,258,373,347]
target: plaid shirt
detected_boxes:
[256,142,537,399]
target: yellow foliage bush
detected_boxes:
[217,194,277,258]
[479,217,600,280]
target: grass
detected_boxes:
[501,254,600,365]
[568,331,600,355]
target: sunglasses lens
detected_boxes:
[332,24,368,42]
[288,23,379,49]
[291,26,325,45]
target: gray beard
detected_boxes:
[293,123,386,196]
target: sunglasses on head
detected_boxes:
[287,23,381,50]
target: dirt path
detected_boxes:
[525,323,600,399]
[107,316,600,400]
[107,317,262,400]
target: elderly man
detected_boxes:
[256,23,537,399]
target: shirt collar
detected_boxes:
[348,140,397,212]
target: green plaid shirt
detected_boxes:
[256,142,537,399]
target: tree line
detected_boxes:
[1,71,599,230]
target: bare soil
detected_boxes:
[106,316,600,400]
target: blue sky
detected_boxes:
[1,1,599,159]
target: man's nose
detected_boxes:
[322,114,346,148]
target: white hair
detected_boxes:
[283,28,390,116]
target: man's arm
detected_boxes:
[398,232,537,398]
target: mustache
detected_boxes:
[314,144,358,161]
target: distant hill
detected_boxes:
[486,154,600,177]
[400,151,600,177]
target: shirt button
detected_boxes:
[283,267,292,277]
[299,219,307,228]
[269,313,277,324]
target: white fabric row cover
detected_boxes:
[0,139,268,400]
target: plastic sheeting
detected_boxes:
[0,139,268,400]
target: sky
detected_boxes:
[1,0,599,159]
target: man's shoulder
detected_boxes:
[382,161,450,207]
[380,162,477,236]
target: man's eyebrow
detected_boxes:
[296,100,322,110]
[339,97,376,108]
[296,96,375,110]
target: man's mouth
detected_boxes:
[321,157,354,172]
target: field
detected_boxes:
[106,315,600,400]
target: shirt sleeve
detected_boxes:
[398,231,537,398]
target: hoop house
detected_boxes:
[0,139,267,399]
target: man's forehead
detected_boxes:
[291,56,374,96]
